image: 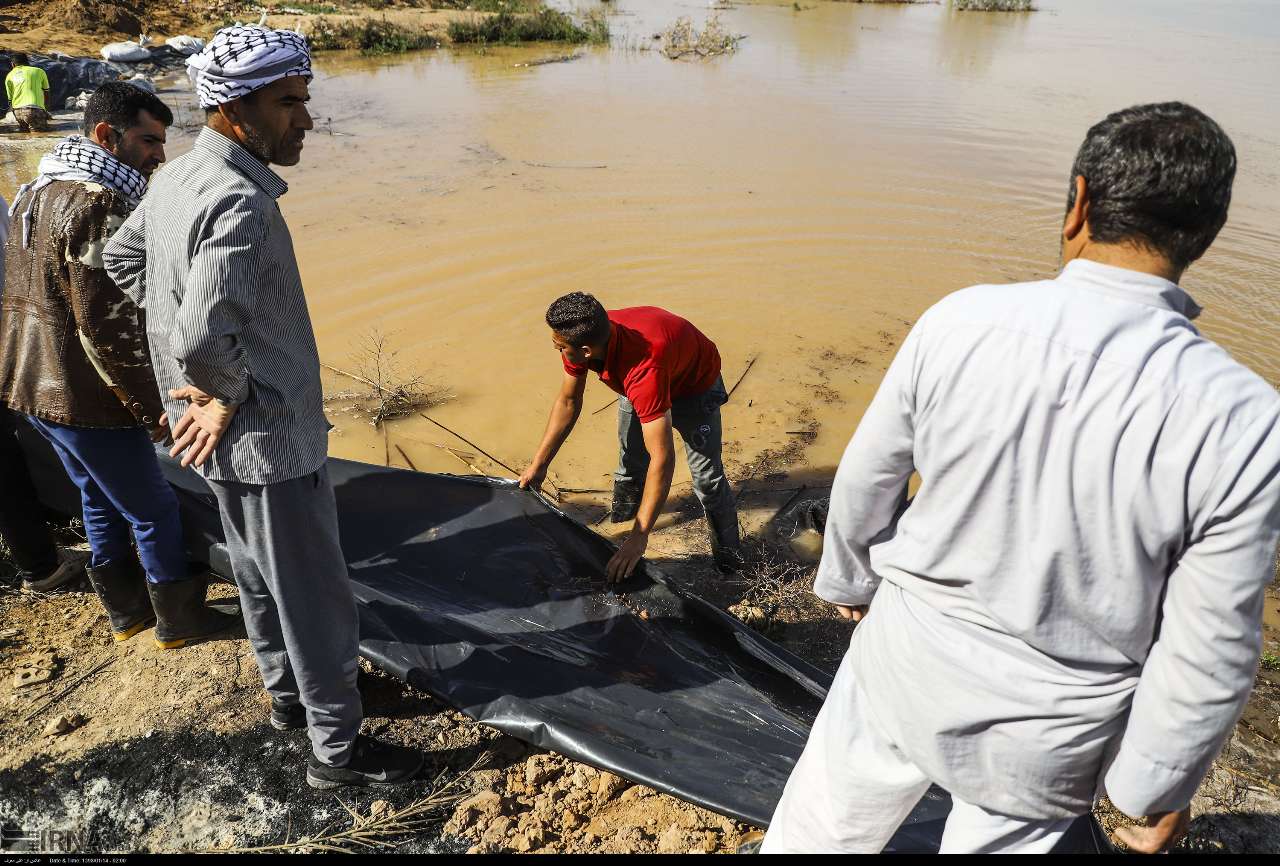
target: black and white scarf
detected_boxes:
[9,135,148,247]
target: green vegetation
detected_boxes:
[307,16,441,53]
[448,6,608,44]
[430,0,542,10]
[1262,652,1280,672]
[953,0,1036,10]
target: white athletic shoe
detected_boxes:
[22,552,86,592]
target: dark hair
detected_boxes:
[10,52,29,66]
[82,81,174,136]
[1066,102,1236,270]
[546,292,610,347]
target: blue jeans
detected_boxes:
[26,417,187,583]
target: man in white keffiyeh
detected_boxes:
[186,25,314,166]
[104,23,425,789]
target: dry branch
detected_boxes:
[394,444,418,471]
[23,656,116,721]
[728,355,759,400]
[418,413,562,501]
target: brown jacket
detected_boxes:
[0,179,164,431]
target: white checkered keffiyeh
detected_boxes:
[8,135,148,247]
[187,25,313,110]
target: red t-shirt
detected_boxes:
[563,307,721,423]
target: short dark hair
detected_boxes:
[546,292,610,347]
[10,52,29,66]
[1066,102,1235,271]
[82,81,174,137]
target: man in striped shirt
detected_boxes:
[103,26,423,790]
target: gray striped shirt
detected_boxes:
[103,127,328,484]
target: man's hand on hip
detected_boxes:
[169,385,237,468]
[1112,807,1190,854]
[835,604,870,623]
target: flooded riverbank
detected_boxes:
[2,0,1278,511]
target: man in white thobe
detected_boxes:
[763,102,1280,854]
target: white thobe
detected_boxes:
[766,259,1280,850]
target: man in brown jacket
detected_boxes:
[0,82,235,648]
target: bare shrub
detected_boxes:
[953,0,1035,10]
[328,329,448,426]
[737,541,816,612]
[659,14,743,60]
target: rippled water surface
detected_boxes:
[3,0,1277,491]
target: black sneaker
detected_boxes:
[306,734,425,790]
[270,700,306,731]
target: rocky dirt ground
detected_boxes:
[0,509,796,854]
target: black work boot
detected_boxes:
[306,734,425,790]
[147,574,240,650]
[86,557,156,641]
[610,479,643,524]
[707,514,746,576]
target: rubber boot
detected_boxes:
[707,513,745,576]
[611,479,643,524]
[86,557,156,641]
[147,574,240,650]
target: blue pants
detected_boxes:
[27,417,187,583]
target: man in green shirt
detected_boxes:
[6,53,50,132]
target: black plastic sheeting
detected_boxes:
[17,426,1111,852]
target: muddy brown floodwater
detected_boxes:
[2,0,1279,530]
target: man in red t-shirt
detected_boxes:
[520,292,743,581]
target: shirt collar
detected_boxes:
[1060,258,1202,321]
[602,319,622,376]
[195,127,289,200]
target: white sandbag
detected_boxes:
[100,41,151,63]
[164,35,205,55]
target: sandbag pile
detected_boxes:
[100,41,151,63]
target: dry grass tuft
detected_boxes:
[209,753,489,853]
[736,540,816,613]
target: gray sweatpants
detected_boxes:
[618,376,740,548]
[207,465,362,765]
